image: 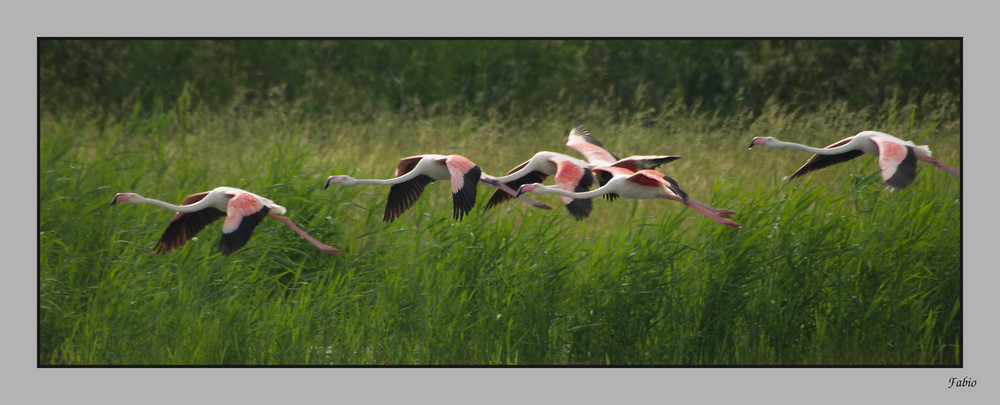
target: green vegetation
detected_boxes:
[39,40,960,365]
[39,39,959,120]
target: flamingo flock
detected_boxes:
[111,126,959,256]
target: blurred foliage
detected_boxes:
[39,39,960,120]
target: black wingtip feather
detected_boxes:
[384,175,435,222]
[640,156,682,170]
[573,125,620,161]
[452,166,482,220]
[884,146,918,190]
[661,175,688,202]
[218,206,270,256]
[564,198,592,220]
[595,169,614,187]
[153,207,226,255]
[788,149,865,181]
[563,168,595,219]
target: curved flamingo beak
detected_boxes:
[324,176,333,190]
[748,137,771,150]
[515,184,536,197]
[110,193,123,206]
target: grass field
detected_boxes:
[38,95,961,365]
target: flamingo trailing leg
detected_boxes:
[748,131,960,190]
[111,186,341,256]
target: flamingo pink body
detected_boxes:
[483,151,595,219]
[110,186,341,256]
[518,166,740,228]
[325,154,551,222]
[748,131,960,190]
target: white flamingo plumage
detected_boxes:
[748,131,960,190]
[110,186,341,256]
[325,154,551,222]
[518,166,740,228]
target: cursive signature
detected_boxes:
[948,377,977,388]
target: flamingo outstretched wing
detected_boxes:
[154,191,225,255]
[567,125,619,165]
[219,192,270,256]
[384,156,437,222]
[385,175,435,222]
[870,136,918,189]
[611,155,682,172]
[788,136,864,180]
[552,157,594,219]
[444,155,482,220]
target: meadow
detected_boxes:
[38,91,961,365]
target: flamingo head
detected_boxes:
[110,192,141,206]
[748,137,776,149]
[324,175,355,189]
[516,183,544,197]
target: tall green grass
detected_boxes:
[39,94,960,365]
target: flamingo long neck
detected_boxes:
[345,171,425,185]
[490,170,528,183]
[490,160,544,183]
[769,139,857,155]
[534,184,610,200]
[344,178,400,186]
[133,196,214,213]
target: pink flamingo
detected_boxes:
[748,131,960,190]
[483,151,596,219]
[566,125,681,172]
[325,154,551,222]
[565,124,689,204]
[110,186,341,256]
[517,166,740,228]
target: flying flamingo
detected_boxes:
[517,166,740,228]
[748,131,960,190]
[482,151,597,219]
[324,154,551,222]
[110,186,342,256]
[566,124,683,202]
[566,125,682,173]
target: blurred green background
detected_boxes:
[39,39,960,121]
